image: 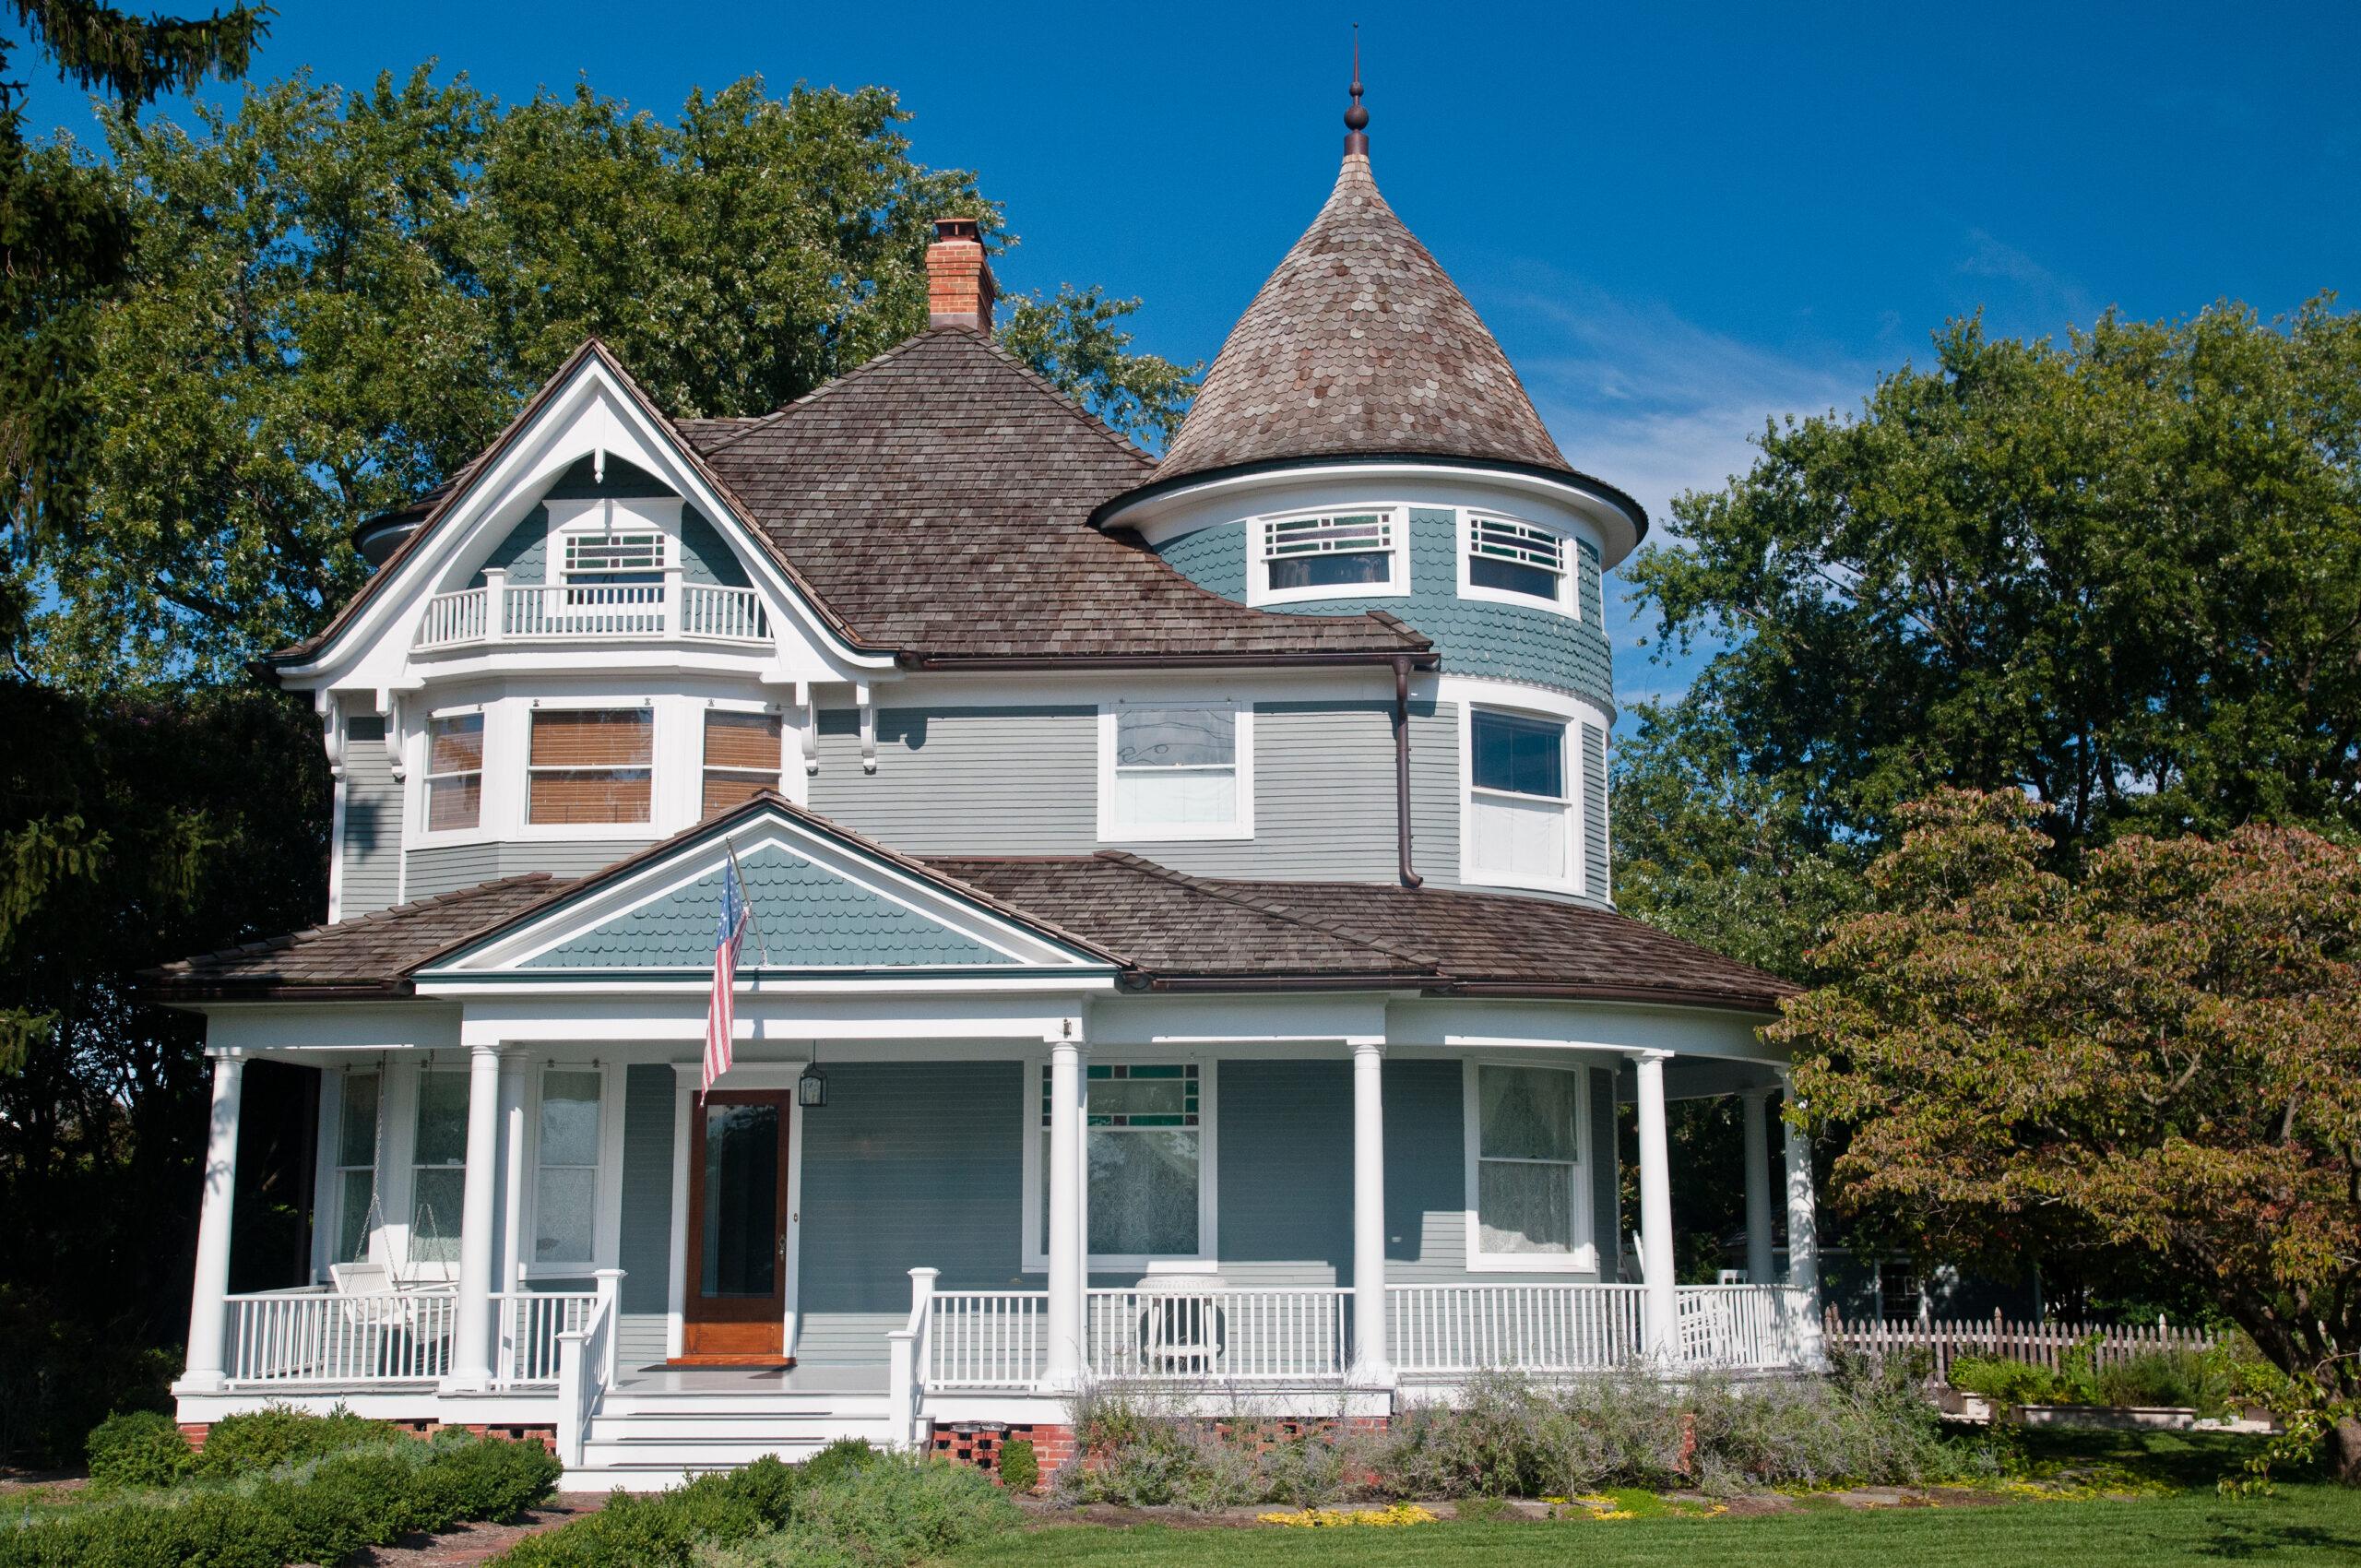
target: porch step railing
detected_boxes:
[1387,1282,1648,1374]
[553,1270,623,1469]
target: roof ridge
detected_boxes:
[955,327,1161,469]
[696,331,953,455]
[1091,852,1442,972]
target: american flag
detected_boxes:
[701,858,750,1097]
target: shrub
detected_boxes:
[495,1455,805,1568]
[997,1438,1038,1494]
[0,1431,558,1568]
[799,1436,880,1489]
[1052,1387,1368,1509]
[1374,1363,1987,1501]
[190,1404,402,1479]
[706,1456,1018,1568]
[85,1411,192,1491]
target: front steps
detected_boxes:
[570,1386,900,1488]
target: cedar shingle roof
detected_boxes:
[148,830,1788,1014]
[145,875,562,997]
[1153,153,1572,485]
[680,328,1426,663]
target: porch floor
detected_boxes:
[612,1364,887,1396]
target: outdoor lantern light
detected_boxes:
[798,1047,827,1109]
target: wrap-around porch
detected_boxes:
[179,1035,1826,1469]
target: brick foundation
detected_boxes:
[930,1415,1382,1492]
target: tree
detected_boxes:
[23,67,1195,686]
[1775,789,2361,1479]
[1,0,267,653]
[1621,300,2361,877]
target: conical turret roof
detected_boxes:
[1156,151,1572,484]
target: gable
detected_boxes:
[534,843,1003,968]
[415,801,1118,982]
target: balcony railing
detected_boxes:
[415,570,769,650]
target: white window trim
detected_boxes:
[1246,505,1409,607]
[420,709,485,837]
[1096,701,1256,844]
[1022,1056,1220,1274]
[519,1062,617,1279]
[1457,509,1577,617]
[1462,1057,1598,1274]
[1458,701,1583,896]
[699,699,789,814]
[543,495,683,587]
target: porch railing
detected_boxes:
[1387,1282,1649,1374]
[1677,1284,1814,1369]
[416,573,769,649]
[223,1286,457,1386]
[493,1290,599,1386]
[1085,1287,1351,1382]
[930,1289,1048,1388]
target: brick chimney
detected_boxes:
[926,216,996,333]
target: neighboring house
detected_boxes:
[151,92,1822,1482]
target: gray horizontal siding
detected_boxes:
[1591,1067,1622,1283]
[338,718,402,920]
[405,839,650,901]
[1406,703,1460,890]
[1216,1060,1351,1288]
[1153,703,1396,882]
[809,707,1097,854]
[617,1064,676,1369]
[796,1060,1027,1364]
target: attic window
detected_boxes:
[1250,508,1404,604]
[562,529,665,580]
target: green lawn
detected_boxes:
[952,1433,2361,1568]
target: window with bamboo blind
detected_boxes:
[703,709,782,816]
[528,708,653,824]
[425,713,483,831]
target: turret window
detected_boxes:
[1460,513,1575,614]
[1465,707,1577,890]
[1250,508,1406,605]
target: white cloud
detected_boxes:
[1472,268,1875,718]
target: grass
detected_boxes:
[949,1432,2361,1568]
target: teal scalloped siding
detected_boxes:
[472,453,749,588]
[530,842,1003,968]
[1151,507,1613,710]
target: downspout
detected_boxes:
[1392,655,1422,888]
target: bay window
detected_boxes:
[1467,1062,1590,1267]
[528,707,653,825]
[1466,707,1575,889]
[702,709,782,817]
[1100,704,1252,840]
[1034,1062,1210,1265]
[423,713,483,832]
[533,1069,601,1267]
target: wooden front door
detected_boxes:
[680,1089,793,1362]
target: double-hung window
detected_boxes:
[1467,1063,1590,1268]
[424,713,483,832]
[409,1069,469,1265]
[528,707,653,826]
[1461,514,1573,613]
[701,709,782,817]
[1036,1063,1208,1265]
[1099,705,1252,840]
[533,1069,601,1268]
[1466,707,1576,889]
[1252,510,1403,604]
[330,1071,381,1265]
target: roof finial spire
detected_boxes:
[1343,24,1370,158]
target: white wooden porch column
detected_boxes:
[1741,1087,1776,1285]
[497,1051,528,1295]
[1043,1032,1086,1388]
[1631,1050,1677,1361]
[1347,1037,1390,1383]
[179,1052,245,1392]
[1780,1069,1826,1366]
[447,1042,504,1390]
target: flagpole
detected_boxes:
[722,834,772,967]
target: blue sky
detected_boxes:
[18,0,2359,713]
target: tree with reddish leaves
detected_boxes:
[1776,789,2361,1481]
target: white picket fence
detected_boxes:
[1823,1310,2220,1382]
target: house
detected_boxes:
[150,87,1822,1484]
